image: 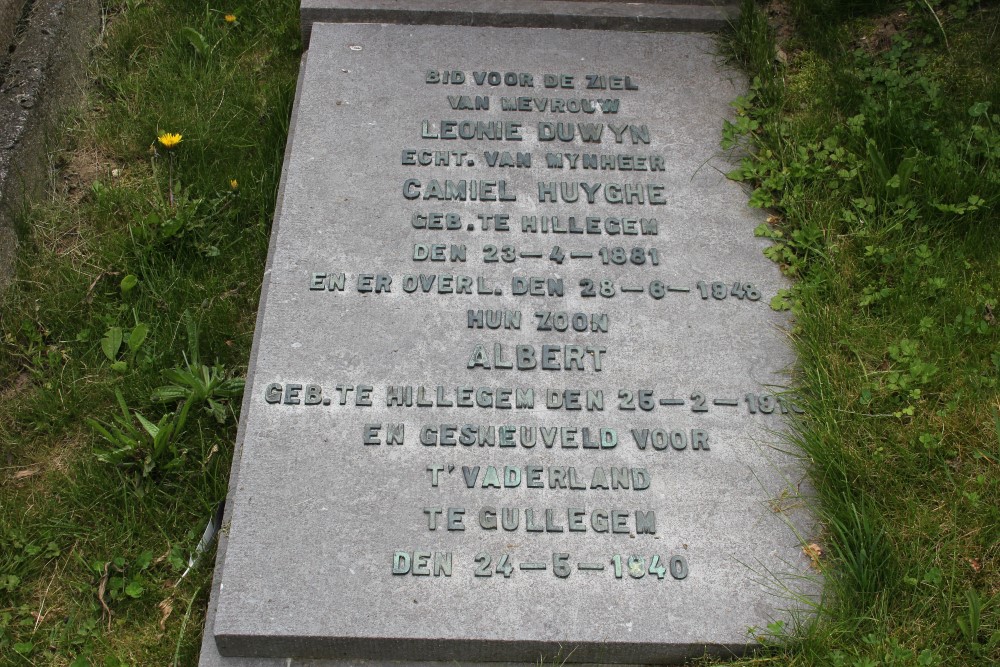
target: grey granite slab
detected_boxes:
[200,21,817,666]
[300,1,740,46]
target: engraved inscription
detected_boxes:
[283,66,793,582]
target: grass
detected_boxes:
[0,0,996,665]
[0,1,298,663]
[713,0,1000,665]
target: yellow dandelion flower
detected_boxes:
[229,179,239,190]
[157,132,182,149]
[224,14,237,23]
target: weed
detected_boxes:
[151,312,245,425]
[99,314,149,372]
[180,27,214,59]
[956,589,1000,656]
[88,388,193,488]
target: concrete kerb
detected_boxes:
[0,0,101,290]
[0,1,25,65]
[299,0,740,46]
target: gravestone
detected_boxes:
[200,6,816,666]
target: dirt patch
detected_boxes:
[39,142,124,264]
[56,143,118,203]
[766,0,796,45]
[2,429,84,487]
[41,434,79,477]
[859,9,910,54]
[0,370,31,401]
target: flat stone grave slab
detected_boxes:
[202,20,816,666]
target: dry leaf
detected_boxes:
[158,598,174,630]
[12,468,40,480]
[803,543,823,569]
[97,562,112,629]
[153,546,172,566]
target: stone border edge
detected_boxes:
[0,0,103,290]
[299,1,740,47]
